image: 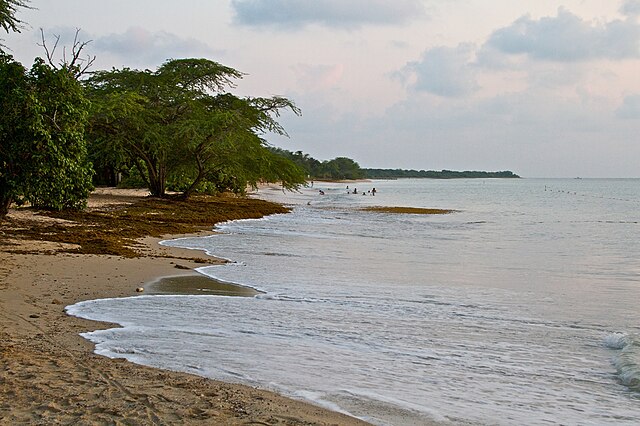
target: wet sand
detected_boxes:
[145,273,262,297]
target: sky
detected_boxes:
[5,0,640,177]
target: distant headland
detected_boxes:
[362,169,520,179]
[270,148,520,181]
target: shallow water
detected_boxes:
[68,179,640,425]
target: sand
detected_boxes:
[0,190,371,425]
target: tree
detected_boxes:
[86,58,306,198]
[319,157,364,180]
[0,0,27,33]
[22,57,93,209]
[0,0,28,51]
[0,53,93,216]
[175,93,306,198]
[0,53,32,215]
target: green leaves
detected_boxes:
[0,0,29,36]
[0,53,93,215]
[86,58,305,198]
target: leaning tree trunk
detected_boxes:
[181,154,206,200]
[128,144,166,197]
[0,191,12,218]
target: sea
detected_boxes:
[67,178,640,425]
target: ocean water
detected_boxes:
[67,179,640,425]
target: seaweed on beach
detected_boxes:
[0,194,290,257]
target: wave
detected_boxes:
[604,333,640,391]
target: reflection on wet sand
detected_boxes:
[146,274,262,297]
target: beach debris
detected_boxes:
[174,263,190,270]
[136,287,144,293]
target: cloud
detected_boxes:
[486,7,640,62]
[616,94,640,118]
[291,63,344,91]
[401,44,479,97]
[93,27,218,67]
[620,0,640,18]
[230,0,425,29]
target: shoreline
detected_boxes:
[0,194,371,424]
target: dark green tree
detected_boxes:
[319,157,364,180]
[0,0,27,33]
[22,58,93,209]
[0,53,32,215]
[0,53,93,216]
[86,58,306,197]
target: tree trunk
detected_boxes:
[0,191,12,218]
[181,155,205,200]
[148,175,165,197]
[145,161,166,197]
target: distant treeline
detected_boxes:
[362,169,520,179]
[271,148,519,181]
[269,148,365,180]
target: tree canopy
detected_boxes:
[86,58,307,198]
[362,169,520,179]
[0,0,27,34]
[269,148,365,180]
[0,0,28,51]
[0,53,93,216]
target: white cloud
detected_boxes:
[401,44,479,98]
[291,63,344,91]
[486,7,640,62]
[230,0,425,29]
[616,94,640,118]
[620,0,640,18]
[93,27,218,67]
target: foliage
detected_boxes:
[268,148,364,180]
[0,0,28,52]
[0,53,93,216]
[0,0,27,33]
[362,169,520,179]
[270,147,521,181]
[21,58,94,209]
[0,53,31,215]
[319,157,364,180]
[86,58,306,198]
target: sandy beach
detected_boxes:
[0,190,371,425]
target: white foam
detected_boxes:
[604,333,631,350]
[607,334,640,391]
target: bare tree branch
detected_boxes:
[38,28,59,68]
[37,27,95,78]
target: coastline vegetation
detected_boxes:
[362,169,520,179]
[271,148,520,181]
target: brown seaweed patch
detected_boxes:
[360,206,455,215]
[0,195,290,258]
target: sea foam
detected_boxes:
[605,333,640,391]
